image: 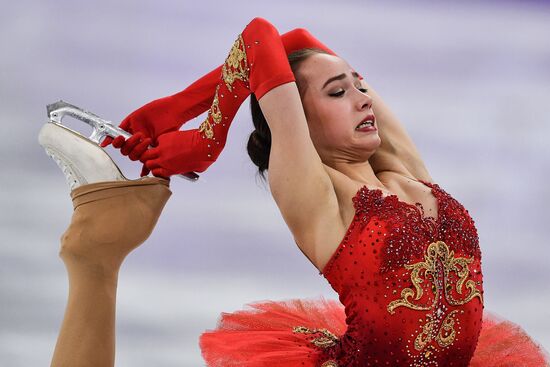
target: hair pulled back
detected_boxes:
[246,48,329,181]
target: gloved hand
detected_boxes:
[100,67,221,149]
[282,27,335,56]
[109,132,151,162]
[135,17,295,177]
[283,28,363,79]
[139,129,212,178]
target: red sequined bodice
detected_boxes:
[321,180,484,366]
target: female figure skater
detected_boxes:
[45,17,548,367]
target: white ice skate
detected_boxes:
[39,121,128,190]
[39,101,199,189]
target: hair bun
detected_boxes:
[251,129,269,145]
[247,129,270,175]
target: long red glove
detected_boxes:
[102,66,221,148]
[140,17,298,178]
[103,26,338,168]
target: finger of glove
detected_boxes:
[100,136,113,147]
[112,135,127,148]
[145,159,161,171]
[152,168,170,179]
[120,132,144,156]
[140,164,150,177]
[140,148,159,163]
[119,118,133,134]
[129,138,152,161]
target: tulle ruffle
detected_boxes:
[199,297,549,367]
[199,298,346,367]
[470,312,550,367]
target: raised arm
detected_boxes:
[131,18,340,251]
[259,83,340,245]
[360,80,433,182]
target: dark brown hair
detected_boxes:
[246,48,329,181]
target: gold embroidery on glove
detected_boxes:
[222,33,249,92]
[198,85,222,139]
[321,360,339,367]
[199,33,249,140]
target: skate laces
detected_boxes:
[44,147,81,190]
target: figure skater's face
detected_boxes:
[295,53,380,165]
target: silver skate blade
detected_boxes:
[47,100,123,144]
[46,100,199,182]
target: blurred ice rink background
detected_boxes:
[1,0,549,365]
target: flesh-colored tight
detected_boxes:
[50,177,171,367]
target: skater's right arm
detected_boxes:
[258,84,342,251]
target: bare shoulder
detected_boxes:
[370,148,434,184]
[272,162,364,272]
[285,164,363,271]
[269,161,350,239]
[261,84,346,262]
[322,164,364,198]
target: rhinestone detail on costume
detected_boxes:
[322,181,484,366]
[387,241,482,314]
[387,241,483,364]
[293,326,340,367]
[293,326,339,349]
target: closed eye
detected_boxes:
[329,86,368,97]
[329,90,345,97]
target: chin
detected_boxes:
[362,134,382,152]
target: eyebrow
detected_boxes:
[322,71,360,90]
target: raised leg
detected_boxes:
[39,123,171,367]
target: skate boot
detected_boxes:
[39,122,127,190]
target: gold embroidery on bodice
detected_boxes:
[292,326,340,366]
[292,325,339,349]
[387,241,482,355]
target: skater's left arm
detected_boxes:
[362,80,433,182]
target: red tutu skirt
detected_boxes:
[199,298,550,367]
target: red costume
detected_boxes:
[112,18,549,366]
[200,181,549,366]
